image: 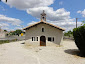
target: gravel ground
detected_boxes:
[0,40,85,64]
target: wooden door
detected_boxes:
[40,36,46,46]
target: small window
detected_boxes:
[48,37,54,42]
[53,37,54,41]
[48,37,51,41]
[32,37,35,41]
[37,37,38,41]
[32,37,33,41]
[32,37,38,41]
[42,28,44,32]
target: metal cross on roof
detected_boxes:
[43,10,45,13]
[41,10,46,16]
[41,10,46,21]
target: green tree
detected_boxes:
[11,29,23,36]
[15,29,22,36]
[4,30,7,32]
[81,21,85,26]
[64,30,73,37]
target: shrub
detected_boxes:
[0,39,17,44]
[64,30,73,37]
[73,25,85,56]
[0,40,9,44]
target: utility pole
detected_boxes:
[76,18,78,28]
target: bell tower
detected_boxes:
[41,10,46,21]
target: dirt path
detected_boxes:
[0,40,85,64]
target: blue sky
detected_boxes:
[50,0,84,17]
[0,0,85,31]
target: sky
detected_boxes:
[0,0,85,31]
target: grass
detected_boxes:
[0,39,17,44]
[0,40,9,44]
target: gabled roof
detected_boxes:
[23,21,65,31]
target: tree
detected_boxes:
[81,21,85,26]
[4,30,7,32]
[11,29,22,36]
[64,30,73,37]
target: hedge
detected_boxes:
[73,25,85,56]
[0,39,17,44]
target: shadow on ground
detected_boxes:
[21,42,25,44]
[64,49,85,57]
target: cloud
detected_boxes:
[59,1,63,5]
[2,0,81,31]
[1,27,9,30]
[0,14,22,26]
[27,7,78,31]
[27,7,74,22]
[77,10,81,13]
[77,9,85,17]
[0,22,9,30]
[0,23,9,27]
[50,21,82,31]
[14,27,22,30]
[0,14,23,31]
[2,0,54,10]
[27,21,37,25]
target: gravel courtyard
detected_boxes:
[0,40,85,64]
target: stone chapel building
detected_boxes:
[23,11,65,46]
